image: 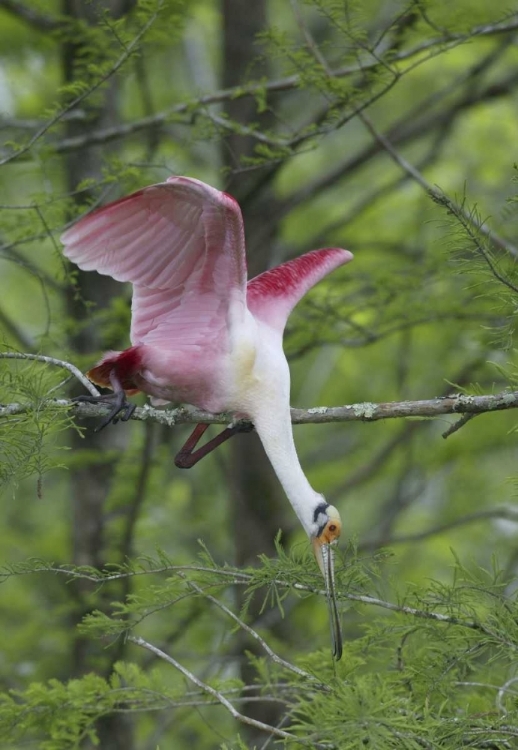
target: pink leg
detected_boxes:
[174,422,253,469]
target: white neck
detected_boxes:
[252,405,322,537]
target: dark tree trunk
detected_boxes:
[61,2,136,748]
[222,0,294,738]
[222,2,287,575]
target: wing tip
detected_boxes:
[246,247,353,330]
[313,247,353,265]
[166,175,241,211]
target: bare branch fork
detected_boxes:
[128,635,331,748]
[2,13,517,161]
[1,351,517,431]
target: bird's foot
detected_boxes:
[73,391,136,432]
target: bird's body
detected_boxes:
[98,308,280,415]
[61,176,353,658]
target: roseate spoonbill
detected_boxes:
[61,176,353,659]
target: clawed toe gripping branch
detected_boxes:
[2,351,518,441]
[72,370,136,432]
[72,391,136,432]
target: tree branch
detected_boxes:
[1,388,518,427]
[119,421,155,562]
[0,3,161,168]
[1,354,516,431]
[185,576,321,685]
[0,0,60,31]
[0,305,36,351]
[265,66,518,249]
[359,506,518,551]
[0,352,100,396]
[6,559,510,646]
[358,111,518,259]
[128,635,330,748]
[5,16,518,161]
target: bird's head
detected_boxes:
[310,501,342,568]
[310,501,343,660]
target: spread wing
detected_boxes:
[247,248,353,332]
[60,177,247,353]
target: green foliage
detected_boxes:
[430,189,518,350]
[1,0,518,747]
[0,549,517,748]
[0,354,74,492]
[1,673,111,749]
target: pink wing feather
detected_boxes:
[247,248,353,332]
[60,177,247,353]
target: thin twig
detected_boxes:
[497,677,518,715]
[185,577,322,685]
[359,506,518,551]
[0,0,59,31]
[6,16,518,160]
[358,111,518,259]
[0,352,100,396]
[0,3,162,167]
[333,589,514,647]
[128,636,331,748]
[1,239,64,292]
[290,0,331,73]
[5,560,511,647]
[0,561,251,584]
[119,421,155,561]
[442,412,477,438]
[0,305,36,351]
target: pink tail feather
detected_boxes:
[87,347,142,395]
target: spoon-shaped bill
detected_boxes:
[312,538,343,660]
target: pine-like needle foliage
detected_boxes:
[1,0,518,748]
[0,548,517,749]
